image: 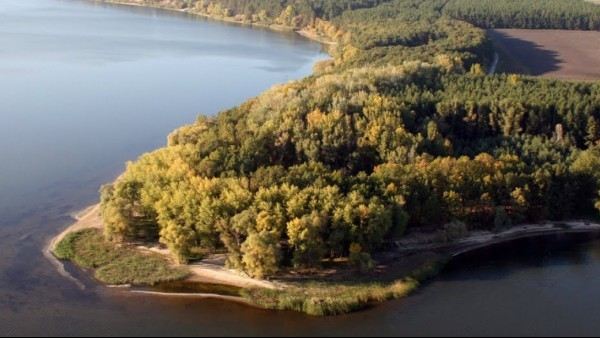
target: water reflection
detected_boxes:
[443,233,599,282]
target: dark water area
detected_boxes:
[3,1,600,336]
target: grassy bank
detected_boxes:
[53,229,189,286]
[241,259,446,316]
[53,226,447,315]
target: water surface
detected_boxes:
[0,0,324,222]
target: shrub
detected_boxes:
[348,243,375,273]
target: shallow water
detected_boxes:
[3,1,600,336]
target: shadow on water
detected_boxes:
[440,232,600,282]
[487,29,563,75]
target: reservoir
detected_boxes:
[2,0,600,336]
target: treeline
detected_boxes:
[138,0,391,28]
[328,0,489,69]
[444,0,600,30]
[99,0,600,278]
[195,0,391,23]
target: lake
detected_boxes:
[2,0,600,336]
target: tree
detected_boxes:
[287,213,326,268]
[571,146,600,186]
[101,181,151,242]
[334,192,392,251]
[219,208,255,269]
[469,63,485,76]
[241,231,281,279]
[277,5,295,26]
[586,117,600,147]
[159,220,197,264]
[510,187,529,222]
[348,243,374,273]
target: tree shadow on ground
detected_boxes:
[487,30,563,76]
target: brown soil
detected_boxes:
[488,29,600,81]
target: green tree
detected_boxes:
[287,212,327,268]
[241,231,281,278]
[101,181,152,242]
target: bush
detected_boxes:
[348,243,375,273]
[241,231,281,279]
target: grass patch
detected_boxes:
[53,229,188,286]
[53,231,79,260]
[242,258,447,316]
[242,280,418,316]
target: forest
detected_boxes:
[444,0,600,30]
[99,0,600,279]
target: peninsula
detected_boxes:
[52,0,600,316]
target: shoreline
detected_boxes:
[43,204,264,306]
[95,0,337,46]
[43,205,102,290]
[47,203,279,291]
[450,223,600,257]
[396,221,600,258]
[47,202,600,303]
[128,290,254,306]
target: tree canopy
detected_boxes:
[101,0,600,278]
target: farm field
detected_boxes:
[489,29,600,81]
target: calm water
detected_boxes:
[2,1,600,336]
